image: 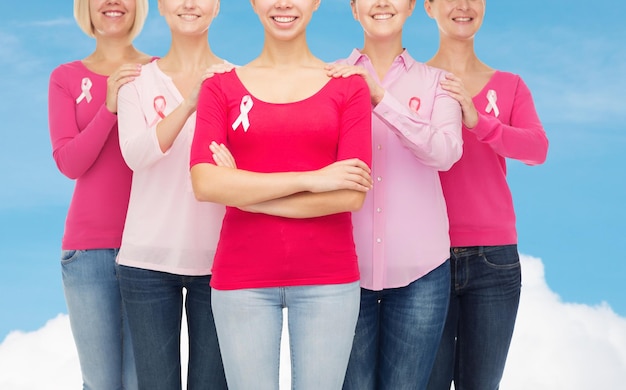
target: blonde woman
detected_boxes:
[47,0,151,388]
[116,0,229,388]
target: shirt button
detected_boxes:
[377,144,382,150]
[376,208,382,213]
[377,177,382,182]
[376,238,382,243]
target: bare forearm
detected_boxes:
[156,100,195,153]
[191,164,308,207]
[243,190,366,218]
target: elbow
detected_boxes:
[52,155,82,180]
[440,149,463,171]
[190,165,225,204]
[346,191,367,212]
[192,179,215,203]
[431,142,464,172]
[525,137,550,166]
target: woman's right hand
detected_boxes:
[439,73,479,129]
[106,63,142,114]
[185,63,236,112]
[209,141,237,169]
[305,158,372,193]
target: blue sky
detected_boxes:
[0,0,624,340]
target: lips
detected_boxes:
[372,13,393,20]
[103,11,125,18]
[272,16,297,23]
[178,14,201,21]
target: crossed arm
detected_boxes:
[191,142,372,218]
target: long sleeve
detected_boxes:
[117,77,167,171]
[48,66,118,179]
[469,76,548,165]
[373,84,462,171]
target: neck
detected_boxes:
[91,35,139,62]
[360,35,404,79]
[428,35,481,74]
[256,33,316,68]
[160,33,217,71]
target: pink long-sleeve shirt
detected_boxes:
[343,49,463,291]
[116,60,225,276]
[48,61,132,250]
[439,71,549,247]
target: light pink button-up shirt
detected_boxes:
[116,61,225,276]
[343,49,462,291]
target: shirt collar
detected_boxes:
[346,48,415,71]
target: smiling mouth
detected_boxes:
[372,13,394,20]
[179,14,200,21]
[103,11,124,18]
[272,16,297,23]
[453,17,472,22]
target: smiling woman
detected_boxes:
[325,0,462,389]
[189,0,373,389]
[422,1,549,390]
[47,0,151,389]
[115,0,230,389]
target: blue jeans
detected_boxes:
[211,282,360,390]
[61,249,137,390]
[427,245,521,390]
[343,260,450,390]
[116,265,227,390]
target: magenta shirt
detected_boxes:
[343,49,463,290]
[439,71,549,247]
[191,71,372,290]
[48,61,132,250]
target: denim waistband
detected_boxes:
[451,246,484,256]
[450,244,517,257]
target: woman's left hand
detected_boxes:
[325,63,384,106]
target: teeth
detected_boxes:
[373,14,393,20]
[273,16,296,23]
[104,11,123,17]
[180,14,199,21]
[454,17,471,22]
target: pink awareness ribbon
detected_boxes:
[232,95,253,132]
[75,77,93,104]
[485,89,500,118]
[149,95,167,127]
[409,97,421,113]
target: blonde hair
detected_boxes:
[74,0,149,40]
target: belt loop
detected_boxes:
[477,246,484,256]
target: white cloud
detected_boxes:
[1,255,624,389]
[502,255,626,389]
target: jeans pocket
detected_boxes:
[480,245,520,270]
[60,249,83,265]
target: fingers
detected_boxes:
[326,160,373,191]
[203,63,236,80]
[109,63,142,87]
[325,64,366,78]
[333,158,372,173]
[105,64,142,113]
[209,141,237,168]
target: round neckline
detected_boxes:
[230,69,334,106]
